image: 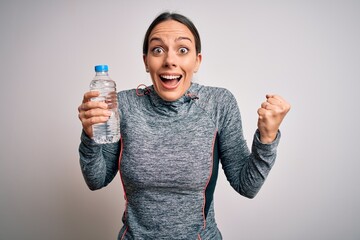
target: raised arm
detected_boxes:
[218,91,290,198]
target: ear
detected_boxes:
[194,53,202,73]
[143,54,149,72]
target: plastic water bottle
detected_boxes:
[90,65,120,144]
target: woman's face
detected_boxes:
[143,20,202,101]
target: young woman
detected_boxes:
[78,12,290,240]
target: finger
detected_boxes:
[261,102,268,109]
[78,109,110,122]
[83,109,111,119]
[261,101,276,110]
[257,107,266,118]
[267,97,282,106]
[263,101,287,115]
[79,101,108,112]
[82,116,110,126]
[257,107,274,120]
[266,94,286,103]
[82,91,100,103]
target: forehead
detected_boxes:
[149,20,195,41]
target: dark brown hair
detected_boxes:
[143,12,201,55]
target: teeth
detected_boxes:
[160,75,180,80]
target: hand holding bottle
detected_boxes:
[77,65,121,144]
[78,91,111,138]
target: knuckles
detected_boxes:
[258,102,290,119]
[89,117,97,124]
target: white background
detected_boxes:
[0,0,359,239]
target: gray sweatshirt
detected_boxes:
[79,83,280,240]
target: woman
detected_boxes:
[78,12,290,240]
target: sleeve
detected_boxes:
[78,130,120,191]
[218,90,280,198]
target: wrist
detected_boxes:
[259,131,277,144]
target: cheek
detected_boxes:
[183,59,198,74]
[147,56,162,69]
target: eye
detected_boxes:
[178,47,189,54]
[151,47,164,55]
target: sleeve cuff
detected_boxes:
[252,129,281,159]
[80,130,98,146]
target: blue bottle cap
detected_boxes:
[95,65,109,72]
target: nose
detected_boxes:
[163,50,177,68]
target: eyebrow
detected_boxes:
[149,36,192,43]
[149,37,164,44]
[175,36,192,43]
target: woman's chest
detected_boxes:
[120,110,217,191]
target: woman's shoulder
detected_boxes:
[118,88,137,103]
[194,83,236,103]
[116,88,145,113]
[118,88,136,96]
[193,84,240,127]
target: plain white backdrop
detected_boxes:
[0,0,359,239]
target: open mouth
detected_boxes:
[159,74,182,89]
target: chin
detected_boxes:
[154,79,190,102]
[158,91,183,102]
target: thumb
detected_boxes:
[266,94,275,99]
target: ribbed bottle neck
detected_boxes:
[95,71,109,76]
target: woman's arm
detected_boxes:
[79,131,120,190]
[77,91,120,190]
[218,90,289,198]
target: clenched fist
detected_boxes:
[257,94,291,143]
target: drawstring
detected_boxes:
[186,92,199,100]
[136,84,151,96]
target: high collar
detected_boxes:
[147,83,200,115]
